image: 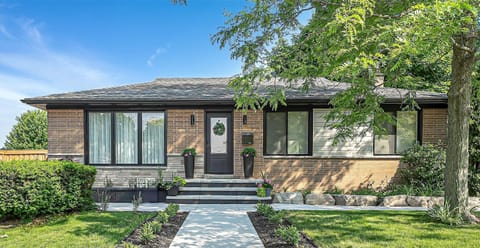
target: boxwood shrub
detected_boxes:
[0,160,96,220]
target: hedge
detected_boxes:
[0,160,96,219]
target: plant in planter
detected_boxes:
[181,148,196,179]
[257,173,274,197]
[167,176,187,196]
[241,147,256,178]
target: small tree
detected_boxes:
[4,110,47,149]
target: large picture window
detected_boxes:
[265,111,310,155]
[374,111,418,155]
[88,111,166,165]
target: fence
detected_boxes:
[0,150,48,161]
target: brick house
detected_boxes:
[22,77,447,192]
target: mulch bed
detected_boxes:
[248,212,317,248]
[120,212,188,248]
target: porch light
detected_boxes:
[190,114,195,125]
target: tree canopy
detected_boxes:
[213,0,479,221]
[4,110,48,150]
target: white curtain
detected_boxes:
[288,112,309,154]
[396,111,418,153]
[89,112,111,164]
[115,113,138,164]
[142,113,165,164]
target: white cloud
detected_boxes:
[0,24,14,39]
[147,47,167,67]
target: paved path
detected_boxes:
[169,205,263,248]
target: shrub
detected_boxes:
[469,171,480,197]
[400,144,446,191]
[256,202,275,217]
[0,160,96,220]
[139,222,155,244]
[257,187,266,197]
[165,203,179,217]
[275,226,300,246]
[157,211,170,224]
[268,212,284,225]
[149,220,162,234]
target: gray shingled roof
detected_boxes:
[22,77,447,108]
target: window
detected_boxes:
[265,111,310,155]
[88,111,166,165]
[374,111,418,155]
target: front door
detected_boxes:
[205,112,233,174]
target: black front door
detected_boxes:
[205,112,233,174]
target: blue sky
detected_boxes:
[0,0,247,146]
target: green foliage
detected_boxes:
[181,148,196,156]
[400,144,446,192]
[256,202,275,217]
[149,220,162,234]
[257,187,266,197]
[268,211,284,225]
[4,110,47,149]
[165,203,179,218]
[121,241,140,248]
[240,147,257,157]
[427,201,463,226]
[0,160,96,220]
[275,226,300,247]
[139,222,155,244]
[173,176,186,187]
[156,211,169,224]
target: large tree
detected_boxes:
[213,0,479,221]
[4,110,47,150]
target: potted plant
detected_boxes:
[157,170,167,202]
[257,175,274,197]
[241,147,256,178]
[167,176,187,196]
[182,148,196,179]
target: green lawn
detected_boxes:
[0,211,154,248]
[284,211,480,248]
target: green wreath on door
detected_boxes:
[212,121,225,136]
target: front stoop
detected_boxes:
[166,179,272,204]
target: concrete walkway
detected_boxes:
[169,205,263,248]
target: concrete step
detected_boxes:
[178,187,257,196]
[185,179,262,188]
[166,195,271,204]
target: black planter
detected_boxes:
[157,189,167,202]
[243,155,254,178]
[184,155,195,179]
[92,188,159,202]
[167,185,180,196]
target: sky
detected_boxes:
[0,0,247,146]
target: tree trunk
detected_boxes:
[445,31,476,219]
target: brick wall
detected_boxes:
[422,108,448,145]
[233,110,264,178]
[166,109,205,178]
[262,157,401,192]
[47,109,84,163]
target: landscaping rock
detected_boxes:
[380,195,408,207]
[305,193,335,205]
[272,192,304,204]
[333,194,378,206]
[406,196,444,207]
[468,197,480,210]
